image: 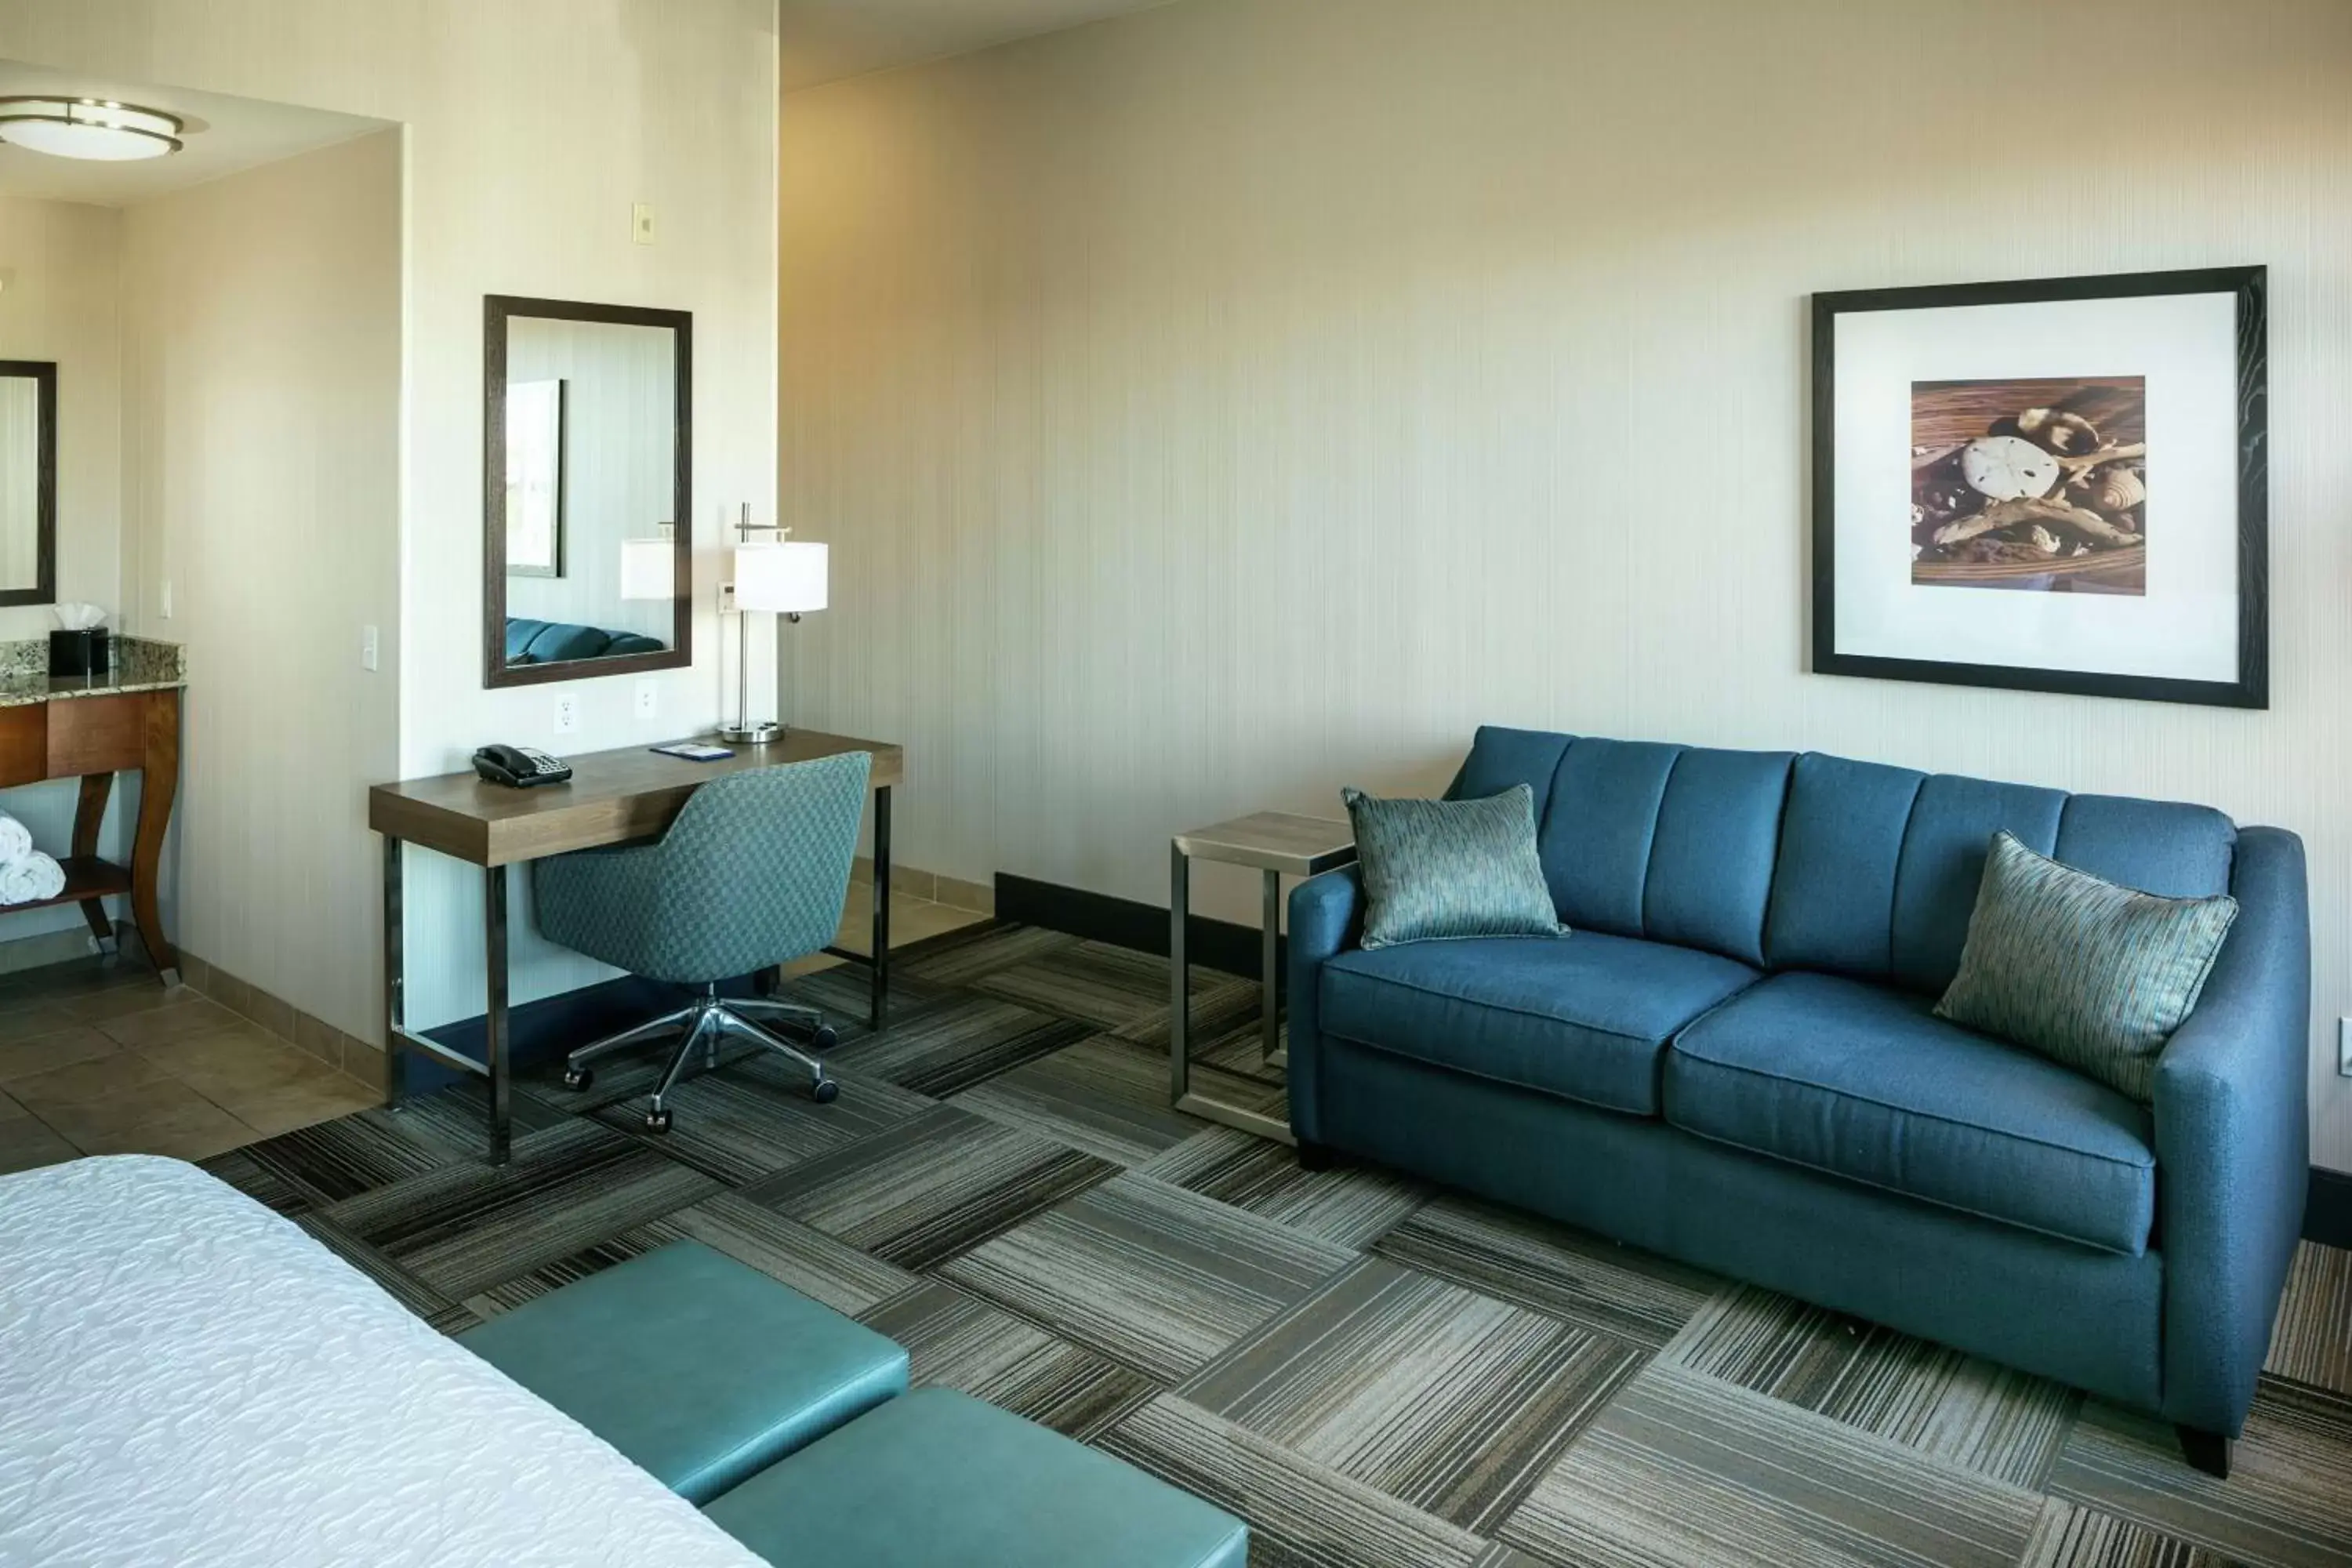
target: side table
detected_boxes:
[1169,811,1357,1144]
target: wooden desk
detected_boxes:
[368,729,905,1163]
[0,685,183,985]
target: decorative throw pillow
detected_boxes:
[1934,829,2238,1102]
[1341,783,1567,950]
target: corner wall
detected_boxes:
[775,0,2352,1166]
[118,128,401,1042]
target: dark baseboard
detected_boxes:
[405,971,768,1097]
[2308,1167,2352,1249]
[995,871,1278,984]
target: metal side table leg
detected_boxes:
[1169,841,1189,1102]
[1261,869,1287,1070]
[484,863,512,1165]
[869,785,891,1031]
[383,836,408,1109]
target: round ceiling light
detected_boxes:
[0,96,184,162]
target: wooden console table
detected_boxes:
[368,729,905,1163]
[0,653,186,985]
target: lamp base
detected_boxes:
[717,720,783,746]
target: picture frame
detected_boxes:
[503,376,566,579]
[1811,267,2267,709]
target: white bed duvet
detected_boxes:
[0,1156,768,1567]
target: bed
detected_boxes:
[0,1156,766,1567]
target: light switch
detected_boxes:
[159,579,172,619]
[361,624,379,671]
[632,202,656,245]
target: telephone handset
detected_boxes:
[473,744,573,789]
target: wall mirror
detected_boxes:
[0,361,56,608]
[484,296,691,687]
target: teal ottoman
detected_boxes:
[704,1388,1247,1567]
[456,1240,907,1504]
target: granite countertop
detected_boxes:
[0,637,187,708]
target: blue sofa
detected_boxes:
[1288,727,2308,1475]
[505,616,668,664]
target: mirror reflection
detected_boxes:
[0,361,55,605]
[486,299,690,685]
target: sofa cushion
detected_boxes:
[1664,971,2157,1254]
[523,622,615,662]
[1642,748,1795,965]
[504,617,550,662]
[1763,753,1926,976]
[1323,932,1758,1116]
[2055,793,2236,899]
[1449,724,1574,815]
[1889,774,2067,994]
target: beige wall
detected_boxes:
[777,0,2352,1167]
[0,0,782,1029]
[0,194,129,943]
[118,129,401,1041]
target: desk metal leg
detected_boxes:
[1169,843,1189,1102]
[484,863,512,1165]
[869,785,891,1031]
[383,836,407,1109]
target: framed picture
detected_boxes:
[504,376,567,578]
[1812,267,2267,708]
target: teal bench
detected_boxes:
[459,1239,1247,1566]
[457,1240,907,1504]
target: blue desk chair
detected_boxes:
[532,751,871,1132]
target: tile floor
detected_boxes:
[0,891,989,1178]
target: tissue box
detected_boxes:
[49,628,110,678]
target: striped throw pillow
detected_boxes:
[1934,829,2238,1102]
[1341,783,1567,950]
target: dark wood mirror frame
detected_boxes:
[483,296,692,689]
[0,360,57,609]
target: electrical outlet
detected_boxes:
[553,692,579,735]
[632,202,656,245]
[361,624,379,672]
[2340,1018,2352,1076]
[633,677,659,720]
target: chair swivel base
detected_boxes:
[562,983,840,1131]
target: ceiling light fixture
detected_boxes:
[0,96,183,162]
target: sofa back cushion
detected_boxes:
[1453,728,1791,964]
[1455,725,2239,987]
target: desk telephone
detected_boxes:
[474,744,573,789]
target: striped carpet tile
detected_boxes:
[894,924,1084,989]
[2048,1380,2352,1568]
[1663,1282,2082,1488]
[321,1118,721,1298]
[1178,1256,1643,1533]
[972,939,1220,1030]
[1109,972,1264,1052]
[938,1171,1355,1382]
[294,1210,480,1335]
[949,1035,1208,1167]
[2267,1241,2352,1398]
[462,1218,684,1316]
[2021,1499,2252,1566]
[1372,1193,1720,1349]
[859,1279,1160,1441]
[663,1189,917,1316]
[587,1062,931,1185]
[826,993,1094,1098]
[1138,1125,1432,1247]
[1099,1392,1497,1568]
[739,1102,1116,1270]
[1497,1362,2045,1568]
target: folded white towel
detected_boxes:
[0,813,29,867]
[0,851,64,906]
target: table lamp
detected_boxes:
[619,526,675,601]
[720,513,827,745]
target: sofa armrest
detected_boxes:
[1285,866,1363,1142]
[2154,825,2310,1436]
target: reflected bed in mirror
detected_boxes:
[0,361,56,608]
[483,297,690,686]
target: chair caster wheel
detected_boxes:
[562,1066,593,1092]
[644,1106,673,1134]
[809,1078,840,1105]
[812,1026,839,1051]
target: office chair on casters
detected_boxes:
[532,751,872,1133]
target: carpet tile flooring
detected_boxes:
[172,920,2352,1568]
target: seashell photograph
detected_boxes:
[1909,375,2147,595]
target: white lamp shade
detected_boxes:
[735,540,828,614]
[619,537,675,601]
